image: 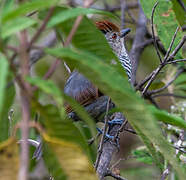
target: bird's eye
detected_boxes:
[112,33,117,39]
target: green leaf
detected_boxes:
[43,135,98,180]
[154,1,183,59]
[174,73,186,85]
[132,147,154,165]
[43,143,67,180]
[172,0,186,26]
[2,0,59,23]
[46,47,186,179]
[1,17,36,39]
[27,76,97,161]
[0,75,15,142]
[47,7,118,28]
[26,76,65,117]
[132,125,163,169]
[0,54,9,142]
[32,101,95,162]
[140,0,184,59]
[63,94,97,139]
[149,106,186,129]
[53,8,126,77]
[139,0,157,19]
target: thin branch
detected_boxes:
[123,128,137,135]
[40,0,95,82]
[151,2,162,63]
[105,170,127,180]
[120,0,127,29]
[148,68,184,95]
[165,59,186,64]
[152,93,186,99]
[160,168,170,180]
[168,35,186,60]
[173,145,186,154]
[115,120,127,140]
[142,65,163,95]
[163,27,179,62]
[95,98,111,170]
[135,71,154,90]
[28,7,55,50]
[18,29,31,180]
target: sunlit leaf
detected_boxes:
[43,134,98,180]
[154,1,183,59]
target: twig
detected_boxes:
[151,2,162,63]
[173,145,186,154]
[160,168,170,180]
[95,97,111,170]
[120,0,127,29]
[148,68,184,95]
[135,71,154,90]
[142,65,163,95]
[28,7,55,50]
[40,0,95,83]
[105,170,127,180]
[164,27,179,62]
[168,35,186,61]
[152,93,186,99]
[123,128,137,135]
[165,59,186,64]
[115,120,127,140]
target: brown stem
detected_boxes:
[95,98,110,170]
[18,29,31,180]
[28,7,55,50]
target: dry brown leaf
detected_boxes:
[0,138,19,180]
[43,134,98,180]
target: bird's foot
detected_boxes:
[108,118,124,125]
[96,127,114,140]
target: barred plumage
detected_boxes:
[64,21,132,113]
[96,21,132,81]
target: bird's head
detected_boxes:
[95,20,130,56]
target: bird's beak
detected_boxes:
[120,28,131,38]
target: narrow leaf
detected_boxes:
[2,0,59,23]
[46,47,186,179]
[47,7,118,28]
[43,134,98,180]
[1,17,36,39]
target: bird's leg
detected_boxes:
[96,127,115,140]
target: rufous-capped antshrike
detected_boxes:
[64,21,132,113]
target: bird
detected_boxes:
[64,20,132,113]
